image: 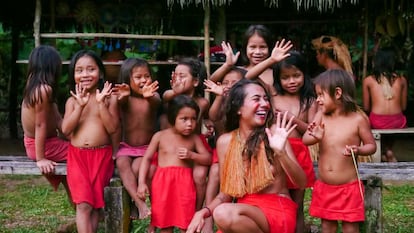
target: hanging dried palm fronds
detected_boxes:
[265,0,360,11]
[167,0,232,8]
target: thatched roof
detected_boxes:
[167,0,360,12]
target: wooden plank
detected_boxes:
[39,33,214,41]
[0,161,67,175]
[372,127,414,134]
[313,162,414,181]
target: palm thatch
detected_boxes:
[168,0,360,12]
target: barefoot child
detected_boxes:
[246,50,317,233]
[138,95,211,233]
[162,57,212,211]
[62,50,119,233]
[303,69,376,233]
[112,58,161,220]
[21,45,72,204]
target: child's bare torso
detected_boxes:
[156,129,197,168]
[122,96,158,146]
[70,97,111,147]
[318,113,362,185]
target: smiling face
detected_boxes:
[315,84,337,114]
[246,33,269,66]
[173,64,199,94]
[174,106,198,136]
[222,70,243,95]
[130,65,152,95]
[279,65,304,95]
[239,83,271,128]
[74,55,100,91]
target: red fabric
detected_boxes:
[24,136,69,190]
[199,134,213,153]
[115,142,148,158]
[310,179,365,222]
[217,194,297,233]
[369,112,407,129]
[150,166,196,230]
[67,144,114,208]
[286,138,316,189]
[151,152,158,166]
[212,148,219,164]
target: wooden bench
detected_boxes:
[0,155,130,233]
[370,127,414,162]
[2,156,414,233]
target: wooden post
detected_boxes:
[363,176,383,233]
[104,177,131,233]
[34,0,41,47]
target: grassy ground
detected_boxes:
[0,175,413,233]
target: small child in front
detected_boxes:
[303,69,376,233]
[138,95,211,233]
[62,50,119,233]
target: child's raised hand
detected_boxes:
[177,147,192,160]
[221,41,240,66]
[96,81,113,103]
[112,83,131,100]
[137,184,149,201]
[171,75,186,94]
[70,83,90,107]
[142,80,159,98]
[265,111,297,154]
[307,121,324,140]
[204,79,224,96]
[270,39,293,63]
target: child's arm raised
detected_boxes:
[302,111,324,146]
[142,80,161,107]
[204,79,225,121]
[62,84,90,136]
[245,39,292,80]
[96,81,119,134]
[210,41,240,82]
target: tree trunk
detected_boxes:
[34,0,41,47]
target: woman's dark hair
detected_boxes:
[118,58,151,84]
[224,78,275,163]
[177,57,207,97]
[273,51,316,112]
[167,94,200,126]
[240,25,273,66]
[23,45,62,107]
[68,50,105,92]
[313,69,358,113]
[372,48,396,84]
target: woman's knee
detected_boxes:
[213,204,237,228]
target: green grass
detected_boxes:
[1,175,413,232]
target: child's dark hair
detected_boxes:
[273,50,316,112]
[23,45,62,107]
[177,57,207,97]
[313,69,358,113]
[240,25,273,66]
[224,78,276,164]
[68,50,105,91]
[167,95,200,126]
[372,47,396,84]
[118,58,152,84]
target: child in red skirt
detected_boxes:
[62,50,119,233]
[303,69,376,232]
[138,95,211,233]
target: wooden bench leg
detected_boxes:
[372,132,382,162]
[104,177,131,233]
[363,176,383,233]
